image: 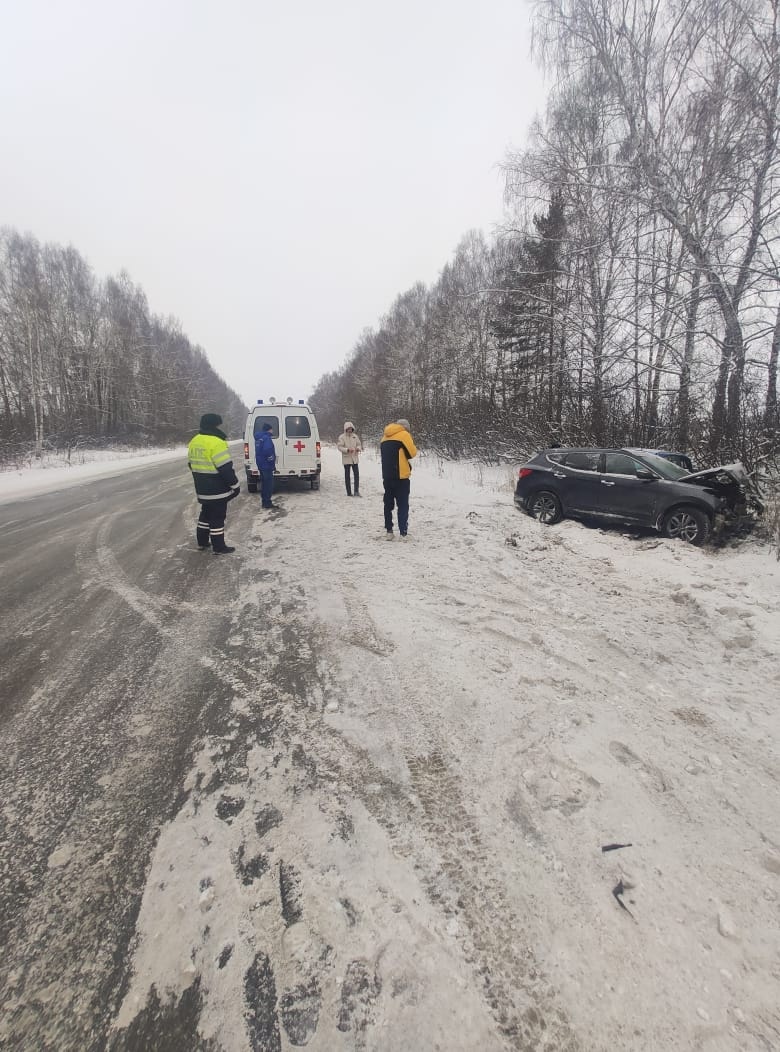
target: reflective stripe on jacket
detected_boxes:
[187,433,238,499]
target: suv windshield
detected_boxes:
[636,452,689,480]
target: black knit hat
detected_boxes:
[200,413,222,431]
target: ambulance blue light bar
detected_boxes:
[257,399,263,404]
[299,400,304,404]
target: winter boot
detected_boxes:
[210,526,233,553]
[196,518,210,549]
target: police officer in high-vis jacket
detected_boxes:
[187,413,240,554]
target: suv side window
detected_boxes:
[253,416,279,439]
[563,452,600,471]
[285,415,312,438]
[604,453,642,476]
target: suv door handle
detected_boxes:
[553,471,566,478]
[601,480,615,485]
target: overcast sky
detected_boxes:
[2,0,547,407]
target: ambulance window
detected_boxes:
[253,416,279,438]
[285,415,311,438]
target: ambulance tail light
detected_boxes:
[243,442,249,460]
[316,441,321,458]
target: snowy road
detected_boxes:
[1,445,779,1051]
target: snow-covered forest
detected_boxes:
[0,230,246,465]
[2,0,780,477]
[312,0,780,470]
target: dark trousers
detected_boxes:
[260,469,275,507]
[344,463,359,494]
[383,479,410,534]
[197,498,229,550]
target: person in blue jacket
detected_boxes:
[254,422,278,509]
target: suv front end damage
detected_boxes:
[679,462,762,531]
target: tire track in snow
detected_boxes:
[113,538,579,1051]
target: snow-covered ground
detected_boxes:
[0,446,187,502]
[7,443,780,1049]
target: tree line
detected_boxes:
[3,0,778,477]
[0,229,246,465]
[311,0,780,473]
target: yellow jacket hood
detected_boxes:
[382,423,407,441]
[380,423,417,480]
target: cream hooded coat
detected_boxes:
[337,422,362,465]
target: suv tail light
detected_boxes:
[316,441,321,458]
[518,467,534,479]
[243,442,249,460]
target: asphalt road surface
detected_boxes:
[0,451,576,1052]
[0,453,252,1051]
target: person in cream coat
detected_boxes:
[337,421,363,496]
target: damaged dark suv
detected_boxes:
[514,448,756,546]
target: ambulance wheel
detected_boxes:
[311,478,320,490]
[247,481,258,493]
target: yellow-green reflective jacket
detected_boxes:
[187,433,238,500]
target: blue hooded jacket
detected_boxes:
[255,429,276,471]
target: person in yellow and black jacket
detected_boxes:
[187,413,240,554]
[380,417,417,539]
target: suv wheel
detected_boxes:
[662,505,710,546]
[529,490,563,525]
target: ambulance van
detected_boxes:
[243,397,321,491]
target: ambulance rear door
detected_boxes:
[281,407,317,476]
[250,412,281,472]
